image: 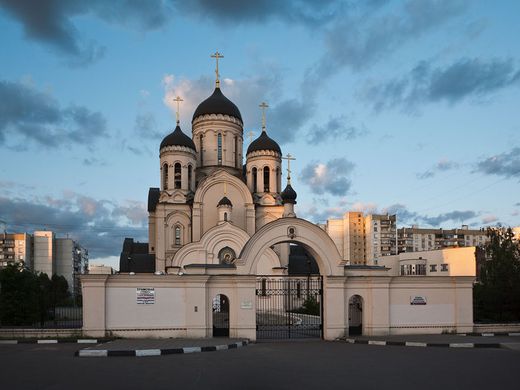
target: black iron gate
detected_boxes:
[256,276,323,339]
[212,294,229,337]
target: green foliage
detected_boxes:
[0,265,71,326]
[474,227,520,322]
[293,294,321,316]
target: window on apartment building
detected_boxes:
[441,263,448,272]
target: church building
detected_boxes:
[81,53,475,341]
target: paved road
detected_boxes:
[1,341,519,389]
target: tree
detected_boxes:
[474,227,520,322]
[0,264,40,326]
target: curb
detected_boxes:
[0,338,103,345]
[343,338,502,349]
[75,340,249,358]
[462,332,520,337]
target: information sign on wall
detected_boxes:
[136,288,155,304]
[410,296,427,305]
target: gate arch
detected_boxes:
[237,218,343,276]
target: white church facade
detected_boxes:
[81,55,475,340]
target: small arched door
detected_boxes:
[212,294,230,337]
[348,295,363,335]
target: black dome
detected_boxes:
[281,183,297,204]
[247,130,281,155]
[192,87,242,122]
[217,196,233,207]
[160,125,196,150]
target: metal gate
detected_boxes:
[256,276,323,339]
[212,294,230,337]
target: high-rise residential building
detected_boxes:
[0,229,88,296]
[88,264,114,275]
[364,214,397,263]
[0,232,31,268]
[324,212,366,264]
[397,225,488,253]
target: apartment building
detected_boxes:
[397,225,488,253]
[365,214,397,264]
[324,212,366,264]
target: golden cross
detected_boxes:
[247,130,255,143]
[259,102,269,130]
[173,96,183,124]
[282,153,296,184]
[210,51,224,87]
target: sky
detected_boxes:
[1,0,519,269]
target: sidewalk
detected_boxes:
[76,338,249,357]
[340,333,520,350]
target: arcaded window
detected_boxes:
[263,166,270,192]
[252,167,257,192]
[224,212,228,222]
[174,163,181,189]
[217,133,222,165]
[175,226,181,246]
[200,134,204,165]
[163,163,168,190]
[276,167,280,192]
[188,165,193,191]
[234,136,239,168]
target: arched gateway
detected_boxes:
[236,218,346,340]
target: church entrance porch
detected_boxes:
[212,294,230,337]
[256,276,323,339]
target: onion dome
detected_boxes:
[247,130,281,155]
[160,125,196,150]
[192,87,242,122]
[281,184,297,204]
[217,196,233,207]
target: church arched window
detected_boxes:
[175,225,181,246]
[276,167,280,192]
[234,136,239,168]
[174,163,181,189]
[188,165,193,191]
[217,133,223,165]
[163,163,168,190]
[224,212,228,222]
[252,167,257,193]
[200,134,204,165]
[263,166,270,192]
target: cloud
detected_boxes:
[177,0,339,27]
[420,210,477,226]
[0,79,108,148]
[417,158,460,179]
[351,202,379,214]
[481,214,498,224]
[474,147,520,179]
[0,191,148,262]
[0,0,172,65]
[363,58,520,111]
[307,115,367,144]
[135,113,162,139]
[304,0,467,91]
[299,158,355,196]
[162,72,309,144]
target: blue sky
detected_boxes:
[1,0,519,269]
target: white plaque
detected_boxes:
[410,296,427,305]
[137,288,155,304]
[240,301,253,309]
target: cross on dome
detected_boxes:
[210,50,224,88]
[259,102,269,130]
[173,96,183,124]
[282,153,296,184]
[247,130,255,143]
